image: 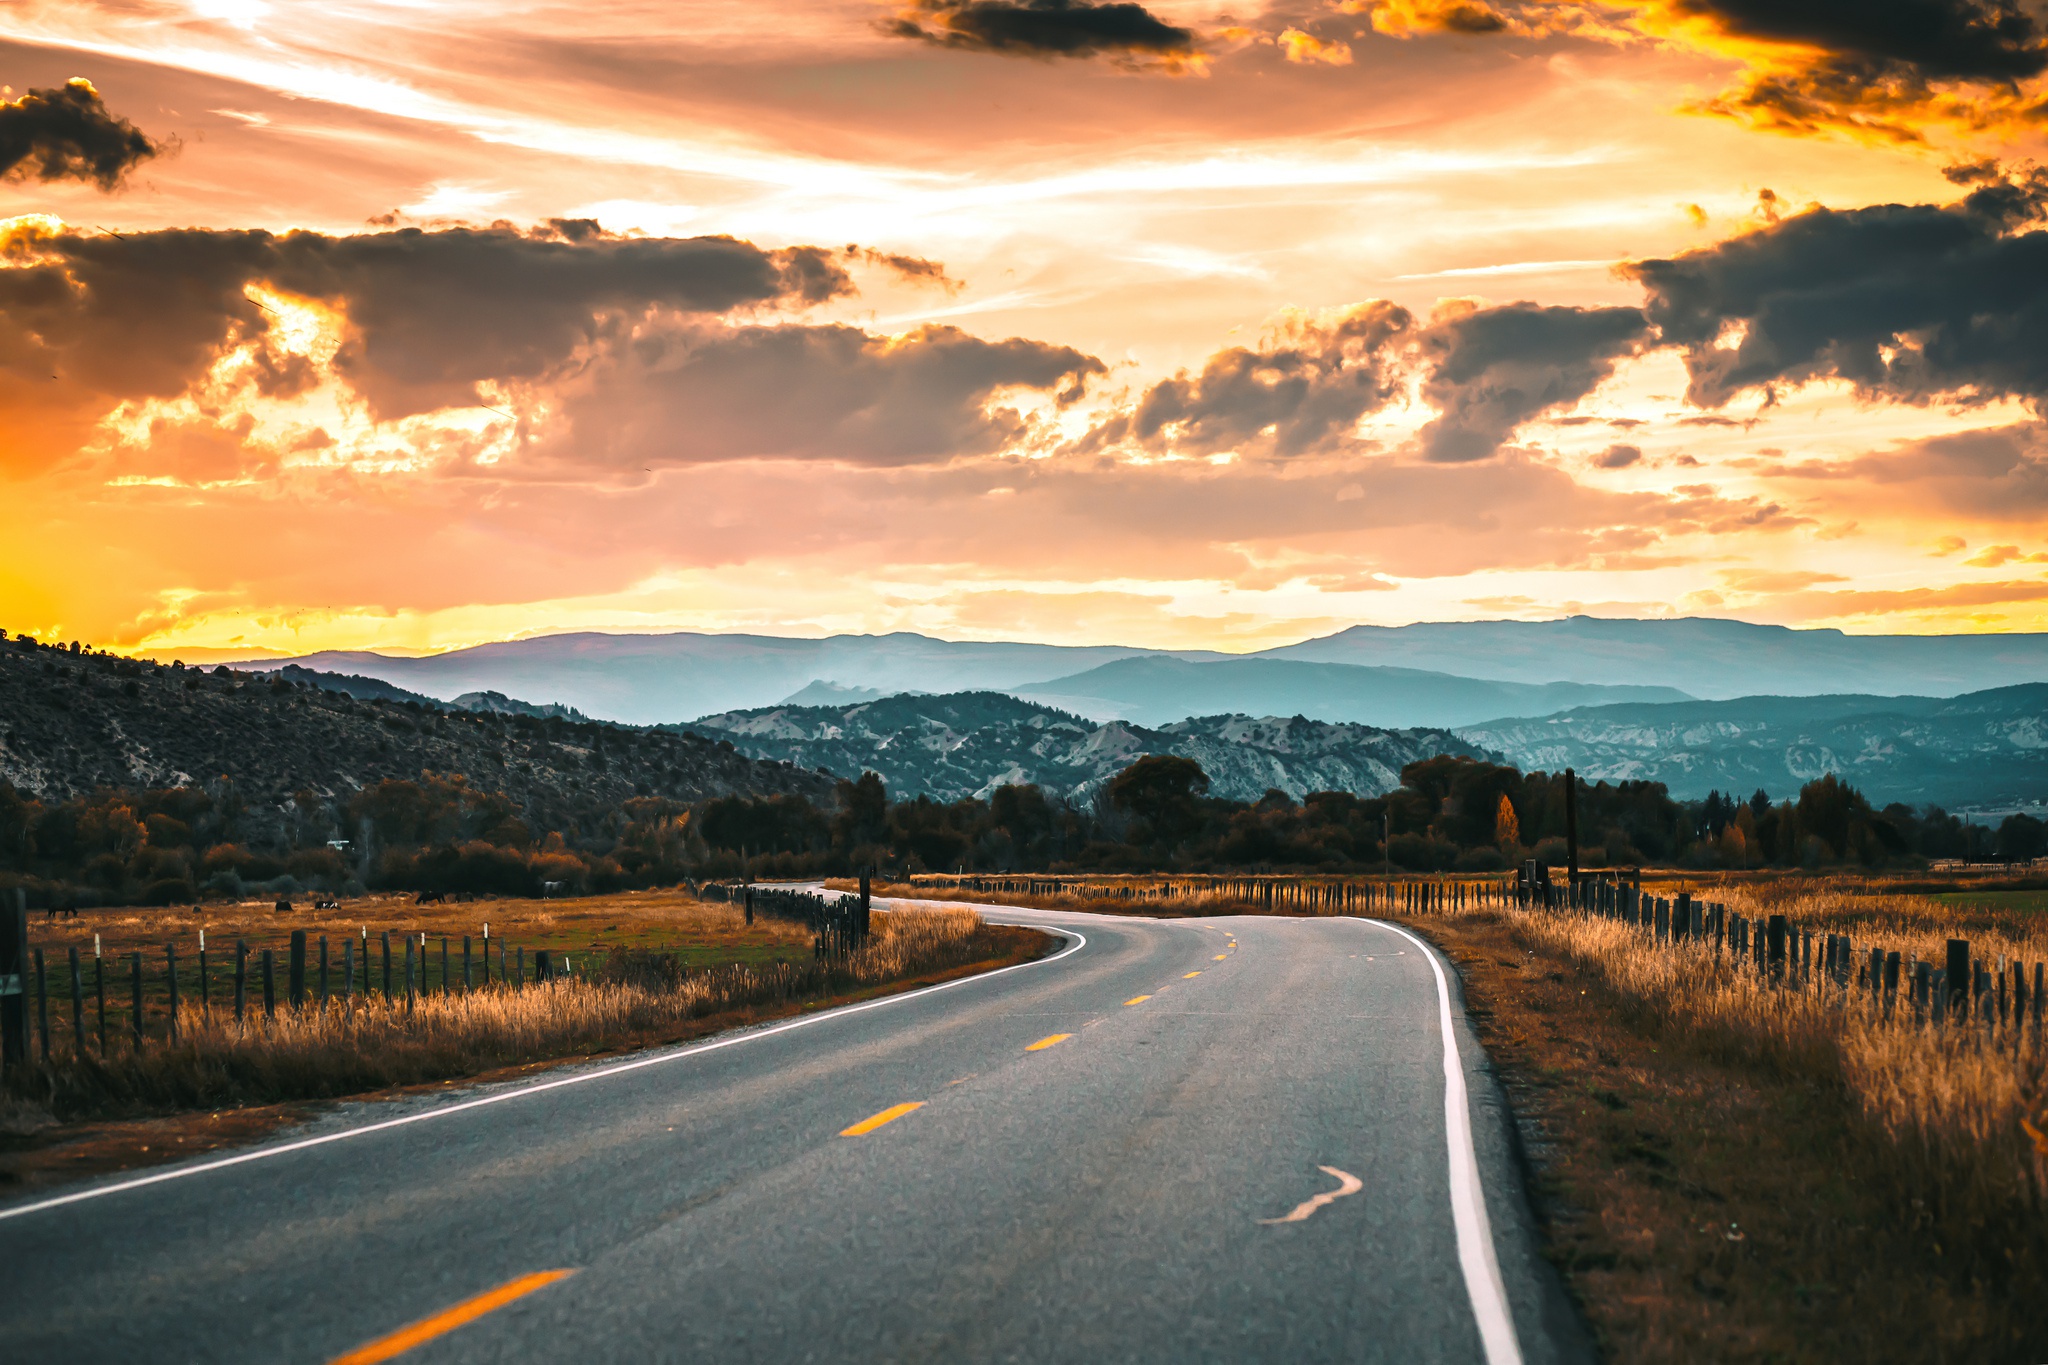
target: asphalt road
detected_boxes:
[0,900,1590,1364]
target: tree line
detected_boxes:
[1,753,2040,908]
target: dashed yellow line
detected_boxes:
[1026,1033,1072,1052]
[1124,995,1151,1006]
[328,1270,576,1364]
[841,1101,925,1136]
[1213,954,1227,960]
[1184,971,1202,979]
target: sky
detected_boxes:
[3,0,2048,660]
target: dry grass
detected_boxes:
[7,904,1017,1121]
[1406,887,2048,1358]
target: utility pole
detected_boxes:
[1382,809,1390,881]
[1564,767,1580,888]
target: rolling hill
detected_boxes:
[1458,684,2048,809]
[689,692,1490,803]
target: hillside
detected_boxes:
[689,691,1489,802]
[1011,656,1690,728]
[0,637,834,848]
[1272,616,2048,700]
[1459,684,2048,808]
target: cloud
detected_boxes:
[1353,1,2048,140]
[1414,302,1651,462]
[0,221,859,466]
[0,78,163,190]
[1594,443,1643,467]
[885,0,1201,62]
[1278,28,1355,65]
[540,321,1105,468]
[1081,303,1414,458]
[1361,0,1512,36]
[1626,172,2048,412]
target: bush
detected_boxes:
[1455,845,1506,872]
[139,878,197,906]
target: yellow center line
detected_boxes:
[1184,971,1202,978]
[1026,1032,1072,1051]
[1213,954,1227,960]
[840,1101,925,1136]
[328,1270,576,1365]
[1124,995,1151,1006]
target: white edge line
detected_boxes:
[0,918,1086,1224]
[1366,919,1525,1365]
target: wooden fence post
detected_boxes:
[33,948,49,1064]
[463,936,472,992]
[441,936,450,997]
[166,943,179,1044]
[341,938,354,1005]
[68,946,84,1057]
[234,939,248,1023]
[1767,915,1787,980]
[95,937,106,1051]
[1946,939,1971,1021]
[289,929,307,1010]
[381,931,392,999]
[262,948,276,1020]
[0,890,26,1071]
[198,931,208,1012]
[404,938,416,1013]
[130,951,144,1049]
[319,936,329,1009]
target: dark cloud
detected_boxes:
[886,0,1199,60]
[1627,170,2048,410]
[1677,0,2048,82]
[1414,303,1651,462]
[844,245,961,291]
[1595,443,1643,468]
[1083,298,1652,463]
[1080,303,1414,458]
[0,78,161,190]
[0,223,853,422]
[546,322,1104,467]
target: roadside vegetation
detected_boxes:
[7,751,2042,917]
[1414,887,2048,1362]
[2,894,1038,1127]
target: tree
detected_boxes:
[1107,755,1210,851]
[1494,793,1520,849]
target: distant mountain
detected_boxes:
[1268,616,2048,701]
[688,691,1489,803]
[0,640,833,849]
[448,690,590,722]
[236,632,1223,726]
[780,679,886,706]
[1012,656,1690,729]
[227,617,2048,728]
[1458,684,2048,808]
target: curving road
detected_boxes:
[0,900,1590,1364]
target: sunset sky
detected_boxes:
[4,0,2048,659]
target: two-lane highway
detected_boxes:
[0,901,1590,1363]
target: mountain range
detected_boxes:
[689,692,1488,804]
[1460,685,2048,811]
[229,618,2048,729]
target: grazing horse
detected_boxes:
[274,899,293,914]
[415,889,447,905]
[314,897,340,910]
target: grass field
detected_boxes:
[2,892,1046,1133]
[1930,889,2048,915]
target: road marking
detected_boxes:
[1025,1033,1072,1051]
[1369,919,1525,1365]
[841,1102,925,1136]
[1213,954,1227,960]
[1257,1166,1362,1225]
[1124,995,1151,1006]
[328,1270,575,1364]
[1183,971,1202,978]
[0,922,1086,1224]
